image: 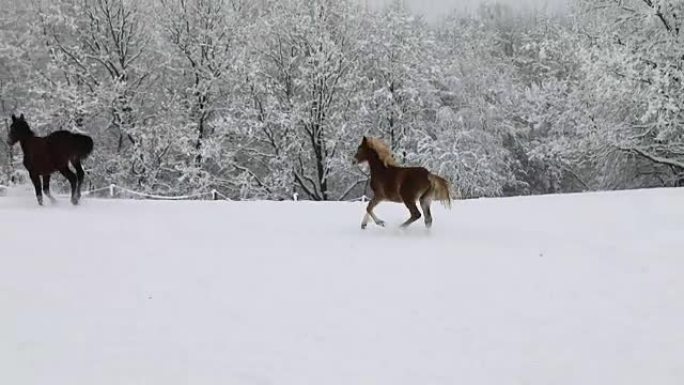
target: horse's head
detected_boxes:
[354,136,397,167]
[8,114,31,145]
[353,136,371,165]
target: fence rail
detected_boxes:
[0,183,229,201]
[0,183,367,202]
[83,184,230,201]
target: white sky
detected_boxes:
[362,0,569,19]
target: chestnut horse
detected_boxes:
[8,114,94,205]
[353,136,453,229]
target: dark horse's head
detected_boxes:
[8,114,32,145]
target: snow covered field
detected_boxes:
[1,188,683,385]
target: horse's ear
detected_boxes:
[11,114,16,122]
[362,136,368,143]
[19,114,25,121]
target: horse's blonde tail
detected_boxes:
[428,174,454,208]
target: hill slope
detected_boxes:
[1,188,683,384]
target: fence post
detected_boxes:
[109,184,115,198]
[293,192,298,202]
[212,189,218,200]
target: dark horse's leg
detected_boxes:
[59,167,79,205]
[42,174,57,203]
[361,197,385,229]
[72,160,85,199]
[29,172,43,206]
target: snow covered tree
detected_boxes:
[357,2,439,155]
[0,3,29,185]
[158,0,239,160]
[231,0,365,200]
[152,0,254,195]
[34,0,152,146]
[24,0,159,191]
[575,0,684,187]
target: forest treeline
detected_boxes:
[1,0,682,200]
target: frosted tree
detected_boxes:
[233,0,365,200]
[21,0,161,192]
[410,8,523,197]
[153,0,252,195]
[414,5,590,197]
[505,16,591,193]
[576,0,684,187]
[357,2,439,155]
[157,0,240,160]
[409,114,519,198]
[35,0,152,149]
[0,3,29,185]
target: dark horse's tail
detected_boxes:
[73,133,94,160]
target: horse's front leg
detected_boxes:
[29,172,43,206]
[361,197,385,229]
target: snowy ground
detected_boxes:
[1,187,683,385]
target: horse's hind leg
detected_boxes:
[72,160,85,199]
[361,197,385,229]
[420,195,433,228]
[42,174,57,203]
[29,172,43,206]
[59,167,79,205]
[400,199,422,228]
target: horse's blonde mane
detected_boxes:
[365,137,398,167]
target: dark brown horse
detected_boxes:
[354,136,453,229]
[8,114,94,205]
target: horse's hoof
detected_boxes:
[361,224,367,230]
[71,197,79,205]
[376,220,385,227]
